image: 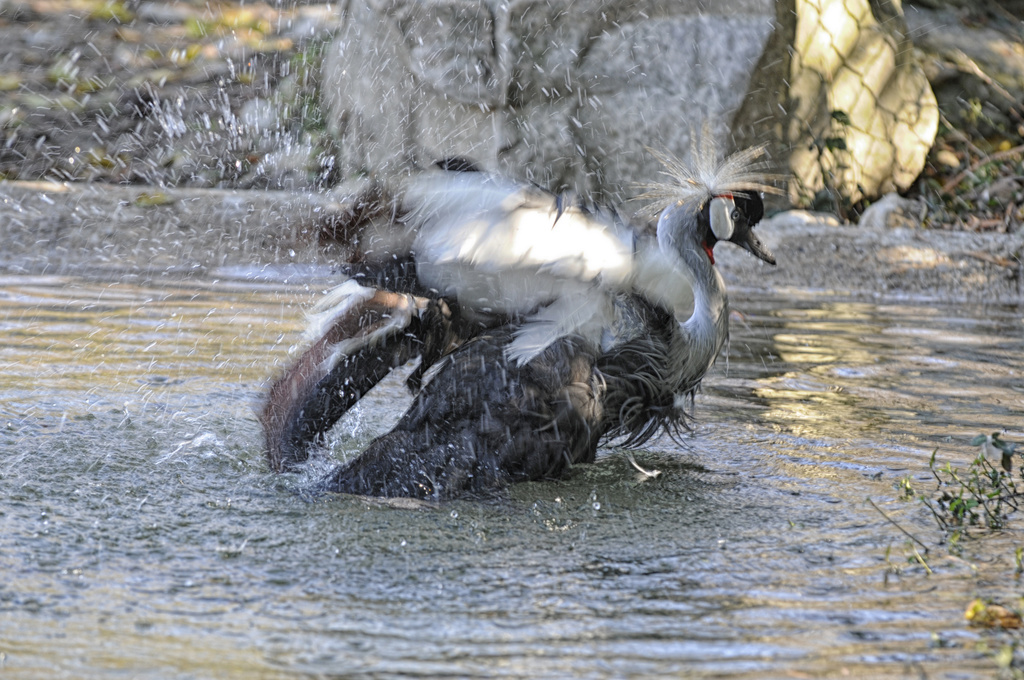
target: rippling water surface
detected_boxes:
[1,273,1022,679]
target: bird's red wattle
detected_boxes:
[703,241,715,265]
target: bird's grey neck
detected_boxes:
[656,206,725,333]
[676,242,729,377]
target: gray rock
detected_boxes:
[574,11,775,201]
[322,0,778,202]
[320,0,938,206]
[857,192,927,230]
[239,98,283,134]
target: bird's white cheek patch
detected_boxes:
[709,196,735,241]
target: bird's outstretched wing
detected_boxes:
[403,171,654,363]
[260,281,460,472]
[406,172,636,287]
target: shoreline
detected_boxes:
[3,179,1022,304]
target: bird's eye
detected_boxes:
[731,209,741,221]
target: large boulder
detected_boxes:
[783,0,939,208]
[321,0,939,207]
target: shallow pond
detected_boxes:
[1,272,1022,678]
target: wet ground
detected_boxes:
[0,0,338,189]
[1,272,1022,678]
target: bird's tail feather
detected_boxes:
[261,281,426,472]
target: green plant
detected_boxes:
[919,433,1022,532]
[890,436,1024,676]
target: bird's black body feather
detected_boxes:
[317,329,604,499]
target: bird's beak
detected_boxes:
[709,196,735,241]
[737,228,776,265]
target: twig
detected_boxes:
[963,251,1019,269]
[911,546,933,575]
[867,496,930,554]
[919,496,950,531]
[951,49,1019,106]
[939,143,1024,195]
[939,112,986,158]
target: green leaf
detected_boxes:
[830,110,852,126]
[824,137,847,152]
[995,440,1016,454]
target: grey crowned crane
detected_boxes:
[260,137,779,499]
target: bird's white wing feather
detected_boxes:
[631,246,696,320]
[406,173,636,287]
[506,283,614,365]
